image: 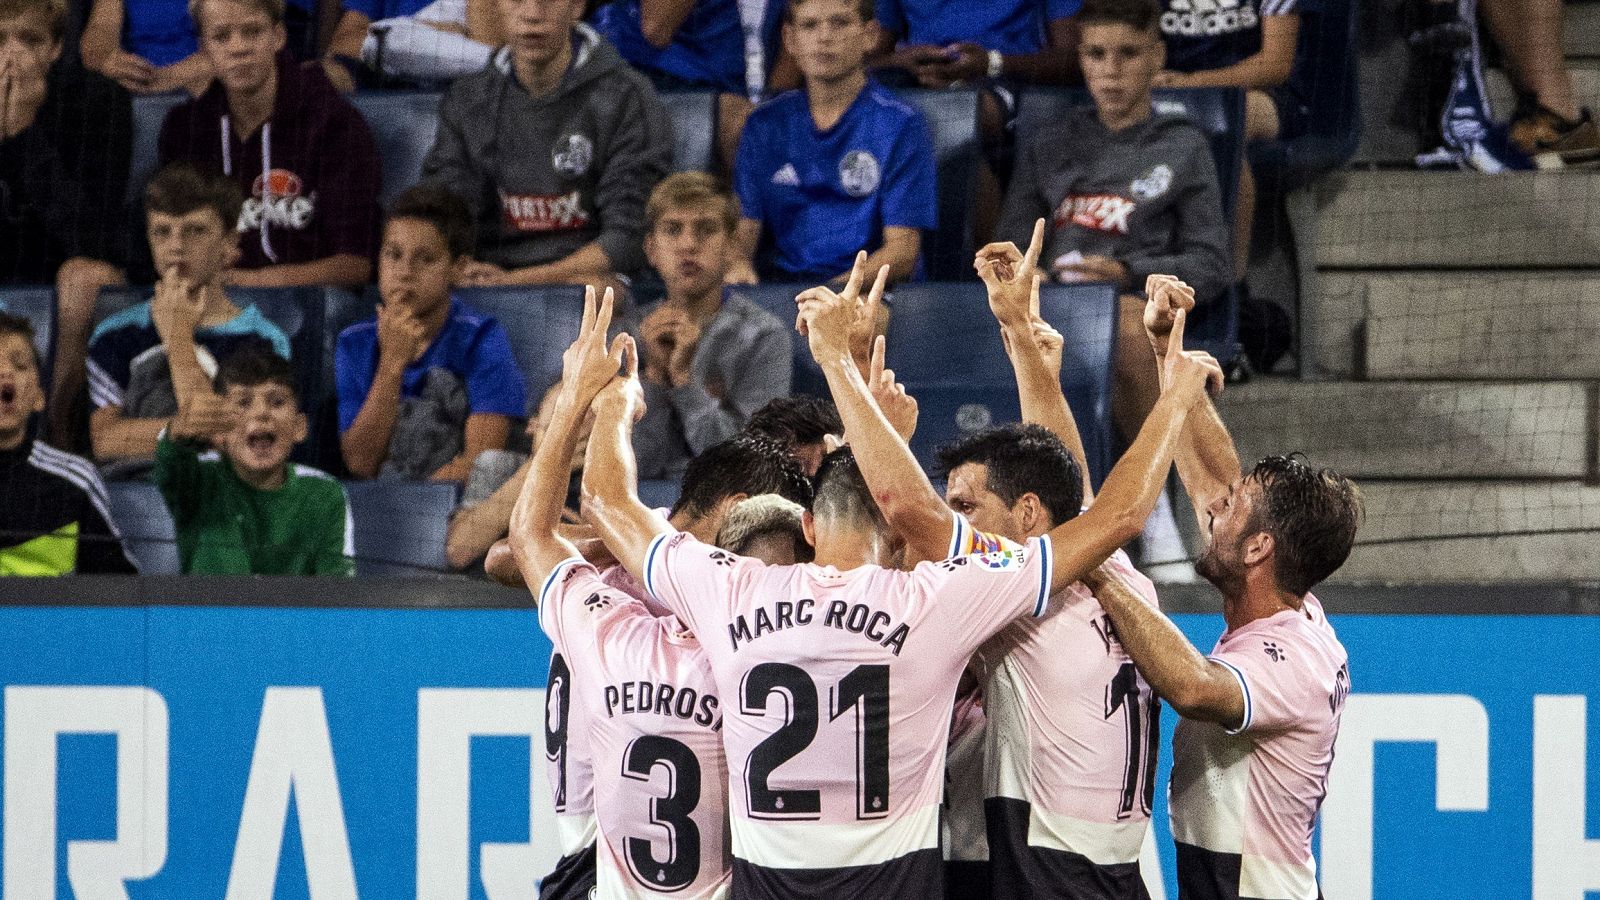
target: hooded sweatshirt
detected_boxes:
[997,105,1231,303]
[157,53,382,271]
[422,25,673,275]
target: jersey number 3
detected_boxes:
[621,734,703,891]
[741,662,891,820]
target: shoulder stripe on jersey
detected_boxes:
[1210,657,1252,733]
[87,360,123,407]
[643,532,671,601]
[28,444,120,536]
[1033,536,1053,617]
[538,557,584,613]
[946,512,967,560]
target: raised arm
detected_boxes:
[1043,308,1223,594]
[976,218,1094,503]
[579,337,673,584]
[799,254,954,564]
[508,287,630,592]
[1084,561,1245,727]
[1144,274,1243,529]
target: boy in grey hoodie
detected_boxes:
[423,0,673,293]
[996,0,1229,448]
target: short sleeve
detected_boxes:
[335,325,376,432]
[642,531,744,639]
[913,533,1054,654]
[880,111,938,231]
[1261,0,1298,14]
[1209,632,1317,735]
[464,320,528,417]
[733,115,769,222]
[539,557,637,653]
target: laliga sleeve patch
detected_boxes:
[973,545,1028,570]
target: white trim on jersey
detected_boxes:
[946,511,968,560]
[1260,0,1298,16]
[28,442,119,536]
[537,558,585,632]
[1026,807,1148,866]
[1032,535,1053,617]
[552,811,598,858]
[86,358,123,408]
[1211,657,1252,734]
[1240,853,1320,900]
[731,801,941,869]
[643,531,673,602]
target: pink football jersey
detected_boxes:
[540,558,732,899]
[642,516,1053,897]
[1169,593,1349,900]
[975,548,1159,894]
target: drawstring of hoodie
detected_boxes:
[220,114,280,264]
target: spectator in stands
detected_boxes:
[0,0,135,448]
[157,342,354,574]
[337,184,526,481]
[715,492,813,563]
[742,395,842,477]
[635,172,791,478]
[0,313,138,574]
[1482,0,1599,166]
[422,0,673,294]
[158,0,381,288]
[996,0,1228,446]
[321,0,501,90]
[88,164,292,467]
[81,0,318,95]
[869,0,1084,244]
[730,0,937,285]
[1154,0,1296,285]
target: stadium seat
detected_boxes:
[638,479,682,512]
[1014,87,1245,365]
[722,284,819,397]
[106,480,180,575]
[343,479,458,576]
[660,90,717,173]
[127,93,188,206]
[894,89,982,281]
[451,285,587,413]
[0,287,56,384]
[1248,0,1361,189]
[881,282,1118,486]
[93,286,329,463]
[350,91,444,208]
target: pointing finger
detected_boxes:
[1021,218,1046,277]
[842,250,868,301]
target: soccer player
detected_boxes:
[508,286,733,899]
[730,0,937,285]
[1082,273,1360,900]
[580,251,1221,896]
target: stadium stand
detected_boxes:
[659,90,717,173]
[0,287,57,386]
[446,285,586,417]
[344,479,458,576]
[350,91,448,208]
[728,283,828,398]
[897,89,982,282]
[106,479,179,574]
[126,93,187,206]
[638,478,682,512]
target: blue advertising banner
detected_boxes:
[2,606,1597,899]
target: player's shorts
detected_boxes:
[539,842,598,900]
[985,798,1151,900]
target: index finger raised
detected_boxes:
[1020,217,1046,276]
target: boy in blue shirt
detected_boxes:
[337,184,527,481]
[731,0,937,285]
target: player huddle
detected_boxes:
[505,222,1362,900]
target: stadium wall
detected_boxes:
[1,579,1597,899]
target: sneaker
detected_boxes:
[1510,106,1600,169]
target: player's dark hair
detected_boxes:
[672,435,814,520]
[213,342,299,405]
[784,0,874,24]
[0,312,43,374]
[146,163,244,233]
[810,447,884,528]
[935,423,1084,528]
[1078,0,1161,33]
[744,396,843,450]
[1243,453,1363,596]
[387,183,476,259]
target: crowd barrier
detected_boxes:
[1,579,1596,898]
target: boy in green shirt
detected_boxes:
[155,344,354,575]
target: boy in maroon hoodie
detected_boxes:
[158,0,381,288]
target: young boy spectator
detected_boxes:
[157,343,353,575]
[80,0,317,95]
[336,184,526,481]
[869,0,1083,244]
[731,0,937,285]
[422,0,673,292]
[997,0,1228,447]
[87,164,292,466]
[158,0,381,288]
[634,172,790,478]
[0,0,135,446]
[0,313,138,574]
[1154,0,1298,281]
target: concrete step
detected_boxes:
[1363,273,1600,379]
[1487,65,1600,118]
[1302,270,1368,380]
[1316,171,1600,268]
[1213,379,1595,479]
[1568,3,1600,58]
[1333,480,1600,583]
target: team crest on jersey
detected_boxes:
[552,133,594,177]
[839,150,881,197]
[1131,164,1174,200]
[974,546,1027,570]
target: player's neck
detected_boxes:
[1222,571,1305,630]
[806,70,866,129]
[671,510,719,545]
[810,526,881,570]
